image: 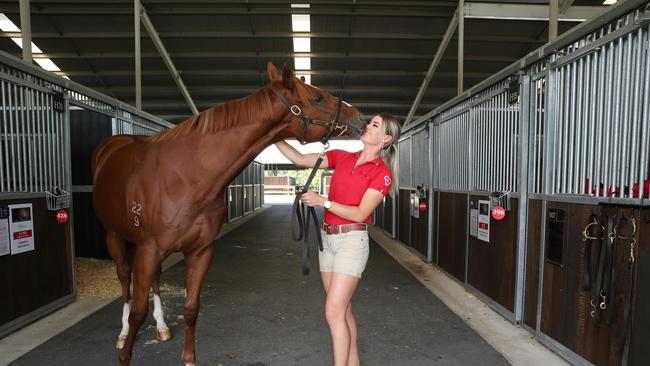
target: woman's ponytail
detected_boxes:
[378,112,401,197]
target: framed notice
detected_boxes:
[9,203,35,255]
[469,208,478,237]
[0,207,9,256]
[477,200,490,243]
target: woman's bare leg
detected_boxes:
[323,272,360,366]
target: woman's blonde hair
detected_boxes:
[378,112,401,197]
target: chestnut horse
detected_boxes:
[92,62,366,366]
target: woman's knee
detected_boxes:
[325,300,347,325]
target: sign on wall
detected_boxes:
[9,203,35,255]
[0,207,9,256]
[477,200,490,243]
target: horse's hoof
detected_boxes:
[156,327,172,341]
[116,335,127,349]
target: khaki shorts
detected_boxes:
[319,229,370,278]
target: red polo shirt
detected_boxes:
[324,149,392,225]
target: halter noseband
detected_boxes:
[271,87,360,145]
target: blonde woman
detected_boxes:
[275,112,401,366]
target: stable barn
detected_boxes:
[1,1,649,366]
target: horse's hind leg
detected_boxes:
[182,245,215,366]
[106,231,132,349]
[119,243,161,366]
[151,264,172,341]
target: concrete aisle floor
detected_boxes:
[10,205,512,366]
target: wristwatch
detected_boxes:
[323,200,332,209]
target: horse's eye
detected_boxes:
[314,94,324,104]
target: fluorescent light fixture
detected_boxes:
[294,57,311,70]
[35,58,60,72]
[10,38,43,53]
[293,37,311,52]
[296,74,311,84]
[292,14,310,32]
[603,0,617,4]
[291,4,310,8]
[1,12,67,77]
[0,13,19,31]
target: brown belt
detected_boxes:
[322,223,368,235]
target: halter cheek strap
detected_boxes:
[271,87,356,145]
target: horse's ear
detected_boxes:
[267,62,281,81]
[281,63,295,90]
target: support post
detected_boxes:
[549,0,559,41]
[404,10,459,127]
[140,2,198,115]
[134,0,142,110]
[458,0,464,94]
[19,0,31,62]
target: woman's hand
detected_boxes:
[300,190,326,207]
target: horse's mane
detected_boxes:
[148,85,275,142]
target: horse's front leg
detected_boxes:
[182,244,215,366]
[119,243,161,366]
[152,265,172,341]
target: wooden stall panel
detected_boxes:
[431,191,439,264]
[630,208,650,365]
[467,196,518,312]
[411,189,429,258]
[524,199,542,329]
[398,189,411,247]
[0,198,73,329]
[540,202,639,365]
[383,194,394,236]
[437,192,467,282]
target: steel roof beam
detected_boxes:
[404,9,459,127]
[139,1,198,115]
[56,69,493,78]
[0,31,540,44]
[31,51,518,62]
[463,3,604,22]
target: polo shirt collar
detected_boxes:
[352,150,384,167]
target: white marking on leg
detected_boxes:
[152,294,169,331]
[120,302,131,337]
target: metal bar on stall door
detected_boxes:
[610,37,623,198]
[8,84,17,192]
[37,91,45,192]
[496,93,502,192]
[27,89,36,193]
[494,93,510,191]
[586,49,597,195]
[620,32,633,198]
[482,102,487,190]
[567,60,577,195]
[0,81,6,192]
[638,25,650,201]
[544,60,555,196]
[46,93,54,190]
[594,31,605,198]
[560,65,569,194]
[18,85,26,192]
[54,106,61,188]
[555,67,564,194]
[602,41,614,199]
[24,87,33,192]
[628,29,643,200]
[574,54,584,195]
[12,84,22,192]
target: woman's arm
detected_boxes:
[300,189,384,223]
[275,140,328,168]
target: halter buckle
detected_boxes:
[290,105,302,116]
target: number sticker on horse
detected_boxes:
[131,202,142,227]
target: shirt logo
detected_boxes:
[384,176,392,186]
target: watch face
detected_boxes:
[325,201,332,209]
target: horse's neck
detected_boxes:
[193,89,288,198]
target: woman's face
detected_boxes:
[361,115,391,148]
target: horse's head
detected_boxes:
[267,62,366,144]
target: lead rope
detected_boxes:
[292,142,330,275]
